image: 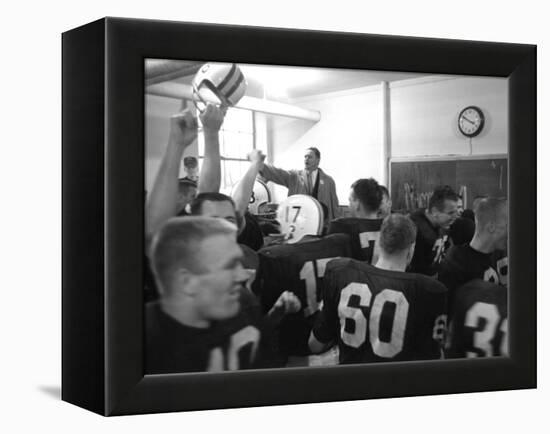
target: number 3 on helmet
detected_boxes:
[276,195,324,244]
[192,63,247,113]
[231,179,272,215]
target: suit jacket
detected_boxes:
[260,164,340,221]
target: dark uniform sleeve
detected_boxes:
[414,277,448,360]
[437,258,462,312]
[409,231,430,275]
[328,219,362,261]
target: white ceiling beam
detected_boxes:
[146,81,321,122]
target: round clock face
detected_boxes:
[458,106,485,137]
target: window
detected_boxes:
[197,108,255,193]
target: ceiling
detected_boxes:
[146,59,425,102]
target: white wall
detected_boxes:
[266,76,508,207]
[145,94,199,192]
[391,76,508,157]
[267,86,384,205]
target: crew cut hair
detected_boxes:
[190,192,236,216]
[474,197,508,229]
[379,213,417,255]
[351,178,382,213]
[428,185,459,212]
[151,216,237,296]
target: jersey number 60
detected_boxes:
[338,282,409,358]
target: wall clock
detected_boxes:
[458,105,485,137]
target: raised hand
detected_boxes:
[272,290,302,315]
[169,110,198,148]
[199,103,226,133]
[247,149,266,170]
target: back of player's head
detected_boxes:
[472,195,488,209]
[151,216,237,296]
[190,192,236,215]
[474,197,508,229]
[428,185,459,212]
[307,146,321,160]
[379,213,417,255]
[351,178,382,213]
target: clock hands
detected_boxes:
[458,106,484,137]
[462,115,476,125]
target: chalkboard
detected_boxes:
[390,157,507,211]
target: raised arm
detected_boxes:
[145,110,197,249]
[197,104,226,194]
[259,163,293,188]
[232,149,266,216]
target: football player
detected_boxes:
[255,195,352,364]
[446,279,508,358]
[438,198,508,314]
[409,185,459,276]
[146,217,262,373]
[328,178,384,263]
[147,216,300,373]
[309,214,448,364]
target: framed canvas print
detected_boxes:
[62,17,536,416]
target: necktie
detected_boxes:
[307,172,312,194]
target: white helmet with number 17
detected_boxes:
[276,194,324,244]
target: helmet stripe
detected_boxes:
[224,71,245,103]
[217,63,238,93]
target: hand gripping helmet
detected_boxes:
[192,63,247,113]
[276,194,324,244]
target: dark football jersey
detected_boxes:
[313,258,448,364]
[491,249,508,288]
[256,233,352,356]
[447,279,508,358]
[238,212,264,251]
[328,217,383,263]
[449,217,475,246]
[409,209,449,276]
[145,296,262,374]
[438,245,506,316]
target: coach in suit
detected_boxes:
[259,147,340,221]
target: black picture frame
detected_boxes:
[62,17,536,416]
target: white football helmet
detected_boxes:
[276,194,324,244]
[192,63,247,113]
[230,179,272,215]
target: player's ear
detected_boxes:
[173,268,198,297]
